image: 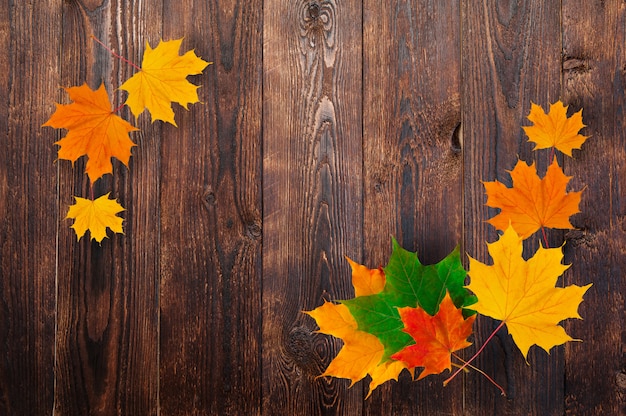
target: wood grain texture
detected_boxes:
[461,1,564,414]
[0,2,60,415]
[362,1,464,414]
[562,2,625,414]
[54,1,160,414]
[0,2,624,415]
[158,1,262,414]
[262,0,364,413]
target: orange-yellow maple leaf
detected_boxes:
[305,301,407,397]
[345,257,385,296]
[120,38,210,126]
[391,292,475,379]
[467,225,592,360]
[66,193,125,243]
[42,83,138,183]
[484,159,582,239]
[522,101,589,157]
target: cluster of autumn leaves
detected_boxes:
[42,36,592,399]
[43,38,210,242]
[306,101,592,397]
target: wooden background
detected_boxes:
[0,1,624,415]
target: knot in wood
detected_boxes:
[307,3,320,19]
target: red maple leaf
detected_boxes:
[392,292,475,379]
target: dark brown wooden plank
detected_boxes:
[0,2,60,415]
[362,1,465,414]
[262,0,364,413]
[461,1,563,414]
[562,2,625,414]
[158,1,263,414]
[53,1,160,414]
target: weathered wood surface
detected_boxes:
[362,1,464,414]
[0,1,623,415]
[462,2,567,415]
[263,0,364,413]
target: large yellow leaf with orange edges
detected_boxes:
[522,101,589,157]
[484,159,582,239]
[305,301,407,396]
[392,292,475,380]
[120,38,210,126]
[466,225,592,360]
[66,193,125,243]
[345,257,385,296]
[43,83,138,183]
[305,301,357,339]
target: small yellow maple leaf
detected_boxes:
[484,159,582,239]
[345,257,385,297]
[66,193,125,243]
[467,225,592,360]
[522,101,589,157]
[120,38,210,126]
[43,83,138,183]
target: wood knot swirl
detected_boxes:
[298,0,336,67]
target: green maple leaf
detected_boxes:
[342,239,476,361]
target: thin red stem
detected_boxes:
[89,184,94,201]
[443,320,506,386]
[540,226,550,248]
[452,353,506,396]
[112,103,126,114]
[91,35,141,71]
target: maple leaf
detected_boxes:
[305,301,408,397]
[120,38,210,126]
[66,193,125,243]
[484,159,582,239]
[522,101,589,157]
[466,225,592,360]
[342,241,476,361]
[42,83,138,183]
[346,257,385,296]
[392,292,475,379]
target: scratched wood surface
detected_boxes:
[0,1,624,415]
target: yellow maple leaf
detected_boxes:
[484,159,582,239]
[66,193,125,242]
[466,225,592,360]
[120,38,210,126]
[42,83,138,183]
[522,101,589,157]
[366,360,408,398]
[305,301,357,339]
[305,302,407,397]
[345,257,385,296]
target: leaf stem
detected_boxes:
[540,226,550,248]
[112,103,126,114]
[443,320,506,387]
[91,35,141,71]
[89,184,94,201]
[451,353,506,396]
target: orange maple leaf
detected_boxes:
[66,193,125,243]
[120,38,210,126]
[522,101,589,157]
[43,83,138,183]
[467,225,591,360]
[345,257,385,297]
[305,301,408,397]
[391,292,475,379]
[484,159,582,239]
